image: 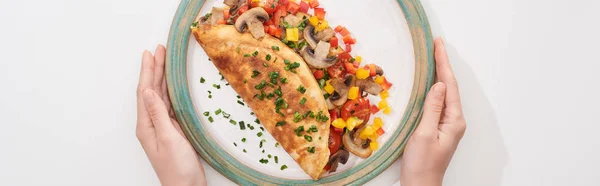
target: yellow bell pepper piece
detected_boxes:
[359,126,376,139]
[331,118,346,129]
[346,117,363,131]
[380,90,389,99]
[383,106,392,115]
[323,80,334,94]
[356,68,370,79]
[347,86,360,100]
[370,141,379,150]
[286,28,299,42]
[315,20,329,32]
[372,117,383,130]
[378,99,388,109]
[369,133,379,142]
[309,16,319,26]
[374,75,385,84]
[355,56,363,63]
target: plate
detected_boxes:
[166,0,434,184]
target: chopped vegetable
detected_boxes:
[331,118,346,129]
[309,0,320,8]
[370,105,380,114]
[298,1,309,13]
[355,68,370,79]
[286,27,299,42]
[347,86,360,100]
[376,128,385,136]
[355,56,363,63]
[280,165,288,170]
[309,16,319,26]
[313,69,325,79]
[330,36,339,48]
[383,106,392,114]
[380,90,389,99]
[314,8,325,20]
[300,97,307,105]
[370,141,379,150]
[359,126,375,139]
[203,111,209,116]
[375,75,385,84]
[276,121,286,126]
[378,99,388,109]
[323,80,335,94]
[345,117,363,131]
[287,2,300,14]
[307,146,315,153]
[272,46,280,51]
[373,117,383,129]
[315,20,328,32]
[345,44,352,53]
[260,158,269,164]
[200,77,205,83]
[343,35,356,45]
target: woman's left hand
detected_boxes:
[136,45,207,186]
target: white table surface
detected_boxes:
[1,0,599,185]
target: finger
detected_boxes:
[162,77,173,115]
[153,45,166,96]
[141,89,179,139]
[137,50,155,134]
[416,82,447,135]
[434,38,462,110]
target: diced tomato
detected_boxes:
[338,52,352,63]
[238,5,249,16]
[329,126,342,154]
[324,164,331,171]
[313,69,325,79]
[273,7,287,27]
[329,109,339,121]
[343,62,358,74]
[249,0,259,7]
[278,0,289,6]
[376,128,385,135]
[299,1,309,13]
[264,24,270,33]
[339,27,350,36]
[287,2,300,14]
[370,105,380,114]
[343,35,356,45]
[259,0,278,14]
[367,64,377,76]
[330,36,339,47]
[341,98,371,123]
[309,0,320,8]
[314,8,326,20]
[345,44,352,53]
[334,25,344,32]
[223,7,230,19]
[327,62,345,79]
[217,19,226,24]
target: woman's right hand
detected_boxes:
[400,38,467,186]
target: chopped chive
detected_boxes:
[237,95,241,99]
[350,58,356,62]
[323,93,331,99]
[319,137,322,140]
[272,46,280,51]
[255,118,261,124]
[208,95,212,99]
[213,84,221,89]
[284,59,291,64]
[280,77,288,84]
[236,46,241,53]
[259,139,266,148]
[225,83,230,86]
[247,124,255,130]
[203,111,209,116]
[208,116,214,123]
[304,135,313,142]
[239,121,246,130]
[251,70,260,78]
[222,111,231,119]
[300,97,306,105]
[229,119,237,125]
[293,112,302,123]
[257,132,263,137]
[276,121,286,126]
[260,126,265,131]
[244,79,247,84]
[275,142,279,147]
[243,149,247,153]
[266,54,272,61]
[244,54,251,57]
[242,138,247,142]
[255,80,266,89]
[263,62,268,67]
[208,90,212,94]
[318,79,326,89]
[215,109,222,115]
[200,77,205,83]
[274,156,279,163]
[280,165,288,170]
[297,85,306,93]
[262,149,265,153]
[273,57,278,63]
[237,100,245,106]
[252,51,258,57]
[268,154,272,158]
[294,126,305,136]
[220,73,224,80]
[307,147,315,153]
[274,86,282,97]
[259,159,268,164]
[308,125,318,132]
[303,111,313,118]
[250,112,255,115]
[233,142,237,146]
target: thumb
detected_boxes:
[142,89,178,138]
[416,82,447,135]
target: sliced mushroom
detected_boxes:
[234,7,270,39]
[329,78,350,106]
[343,125,373,158]
[225,0,245,17]
[303,25,319,49]
[314,27,335,41]
[325,97,335,110]
[223,0,240,6]
[210,7,225,25]
[301,41,337,68]
[326,149,350,172]
[375,65,384,76]
[283,14,302,27]
[356,78,383,95]
[296,12,310,21]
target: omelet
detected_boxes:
[192,24,330,180]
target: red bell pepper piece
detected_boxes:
[313,69,325,79]
[338,52,352,63]
[309,0,320,8]
[314,8,326,20]
[345,44,352,53]
[343,35,356,45]
[339,27,350,36]
[344,62,358,74]
[381,77,393,90]
[299,1,309,13]
[287,2,300,14]
[273,7,287,27]
[376,128,385,135]
[334,25,344,32]
[370,105,380,114]
[278,0,289,6]
[330,36,339,48]
[367,64,376,76]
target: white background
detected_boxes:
[1,0,599,185]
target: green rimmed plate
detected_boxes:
[166,0,434,184]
